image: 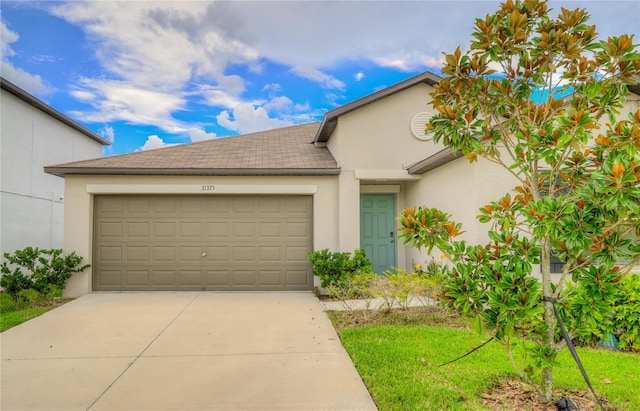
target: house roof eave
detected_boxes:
[1,77,111,146]
[406,148,463,175]
[313,71,442,144]
[44,166,342,178]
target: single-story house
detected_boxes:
[1,77,110,258]
[45,71,640,297]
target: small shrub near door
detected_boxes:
[307,248,372,288]
[326,271,378,312]
[1,247,89,309]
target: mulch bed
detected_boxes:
[481,377,615,411]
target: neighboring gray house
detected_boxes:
[0,77,110,258]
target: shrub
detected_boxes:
[1,247,89,308]
[44,284,63,302]
[384,268,419,310]
[327,271,377,312]
[307,248,371,288]
[563,274,640,351]
[18,288,40,308]
[614,275,640,351]
[413,257,449,305]
[0,269,32,308]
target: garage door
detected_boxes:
[93,195,313,291]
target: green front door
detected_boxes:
[360,194,397,274]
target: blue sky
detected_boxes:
[2,1,639,156]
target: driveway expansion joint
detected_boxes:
[85,292,200,411]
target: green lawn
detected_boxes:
[0,293,59,332]
[330,311,640,411]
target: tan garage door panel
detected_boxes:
[93,195,313,291]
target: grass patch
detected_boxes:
[328,308,640,411]
[0,307,53,332]
[0,292,69,333]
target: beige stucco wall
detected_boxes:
[62,174,339,296]
[403,155,519,267]
[620,92,640,118]
[329,83,443,171]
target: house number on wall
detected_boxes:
[201,185,216,192]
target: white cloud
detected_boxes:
[324,93,343,108]
[294,102,311,112]
[48,1,259,131]
[263,83,281,94]
[373,58,414,72]
[32,54,57,63]
[42,1,640,94]
[197,85,244,109]
[50,2,258,90]
[264,96,293,112]
[138,135,176,151]
[291,66,345,90]
[231,1,639,72]
[355,72,365,82]
[69,78,189,133]
[263,83,283,99]
[216,74,247,96]
[188,127,217,142]
[99,124,115,144]
[99,124,116,155]
[0,21,18,57]
[70,89,96,101]
[0,21,51,97]
[217,103,292,134]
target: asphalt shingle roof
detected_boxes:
[45,122,339,177]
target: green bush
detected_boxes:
[44,284,63,302]
[413,257,449,303]
[18,288,40,308]
[1,247,89,308]
[563,274,640,351]
[383,268,420,310]
[0,269,32,308]
[327,271,377,312]
[307,248,371,288]
[614,275,640,351]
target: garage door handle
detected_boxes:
[202,252,207,257]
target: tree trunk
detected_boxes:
[540,238,555,402]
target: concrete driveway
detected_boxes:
[0,292,377,411]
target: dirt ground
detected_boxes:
[481,377,614,411]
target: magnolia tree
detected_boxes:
[397,0,640,402]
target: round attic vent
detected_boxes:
[410,112,433,141]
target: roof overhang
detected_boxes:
[406,148,464,175]
[44,167,341,178]
[1,77,111,146]
[353,169,421,181]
